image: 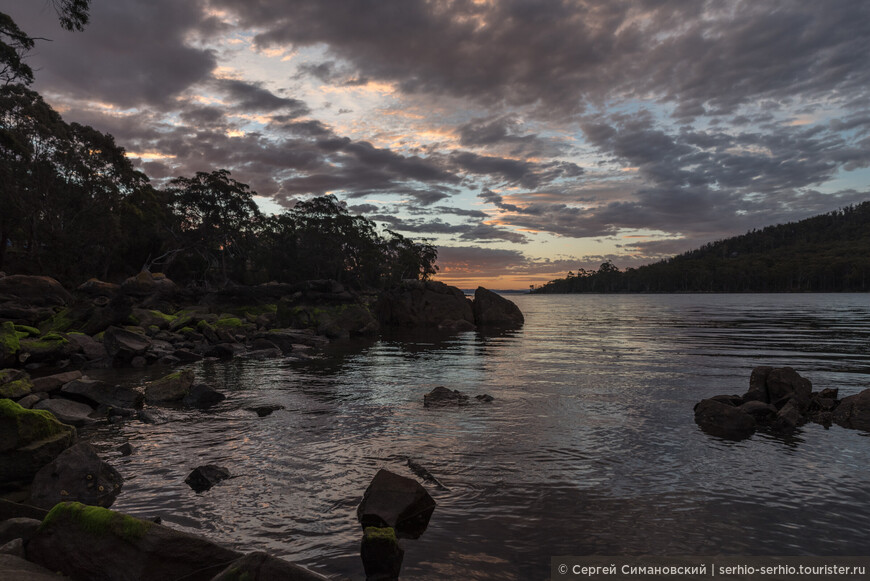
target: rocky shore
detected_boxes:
[0,271,524,580]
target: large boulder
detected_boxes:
[693,398,756,440]
[357,469,436,539]
[120,271,178,298]
[0,400,76,488]
[66,333,108,361]
[61,377,143,409]
[0,275,72,307]
[145,369,195,403]
[27,502,242,581]
[472,287,524,327]
[103,326,151,363]
[375,280,475,330]
[744,366,812,410]
[833,388,870,431]
[211,551,330,581]
[29,442,122,509]
[18,333,78,364]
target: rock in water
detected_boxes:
[357,469,436,539]
[145,369,195,403]
[360,527,403,581]
[185,465,230,493]
[33,398,96,427]
[27,501,241,581]
[375,280,475,330]
[183,383,226,408]
[693,398,756,440]
[245,404,284,417]
[833,388,870,431]
[29,442,122,509]
[423,386,469,407]
[472,286,524,327]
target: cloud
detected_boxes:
[216,79,309,115]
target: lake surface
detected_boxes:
[84,294,870,580]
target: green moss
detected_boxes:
[14,325,40,337]
[0,398,75,446]
[41,308,75,333]
[364,526,398,544]
[0,378,33,399]
[40,502,152,542]
[196,320,215,332]
[126,314,141,325]
[20,333,68,356]
[214,317,243,328]
[178,326,195,334]
[0,321,20,355]
[148,310,177,324]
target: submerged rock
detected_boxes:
[211,551,330,581]
[185,465,230,493]
[357,469,436,539]
[245,404,284,417]
[423,386,469,407]
[693,398,756,440]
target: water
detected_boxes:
[83,294,870,580]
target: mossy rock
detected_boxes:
[0,399,76,452]
[19,333,75,363]
[214,317,243,329]
[14,325,41,337]
[40,502,152,542]
[0,377,33,399]
[0,321,21,366]
[39,308,76,334]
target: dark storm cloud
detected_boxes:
[457,115,571,158]
[1,0,216,107]
[209,0,870,117]
[215,79,309,115]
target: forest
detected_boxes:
[0,5,437,290]
[534,202,870,293]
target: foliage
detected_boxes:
[534,203,870,293]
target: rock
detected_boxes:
[472,287,524,327]
[266,329,326,351]
[62,377,144,409]
[475,394,494,403]
[375,280,475,330]
[0,518,41,547]
[0,275,72,307]
[27,501,241,581]
[145,369,195,403]
[173,349,203,363]
[0,376,32,400]
[0,499,48,522]
[693,398,756,440]
[360,527,404,581]
[0,400,76,488]
[250,337,281,351]
[66,333,108,361]
[103,326,152,363]
[29,442,123,509]
[0,368,27,385]
[204,343,238,360]
[120,271,178,298]
[423,386,469,407]
[212,551,330,581]
[745,366,773,403]
[77,278,120,297]
[772,399,803,433]
[0,554,71,581]
[183,383,226,408]
[18,333,77,364]
[30,370,82,393]
[0,537,25,558]
[738,400,778,422]
[33,398,96,427]
[184,465,230,493]
[0,321,20,367]
[833,388,870,431]
[407,459,449,491]
[15,393,40,409]
[246,404,284,417]
[766,367,812,410]
[118,442,134,456]
[357,469,436,539]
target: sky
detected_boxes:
[2,0,869,289]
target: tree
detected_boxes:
[169,170,263,283]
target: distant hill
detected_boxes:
[533,201,870,293]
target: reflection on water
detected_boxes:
[85,294,870,580]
